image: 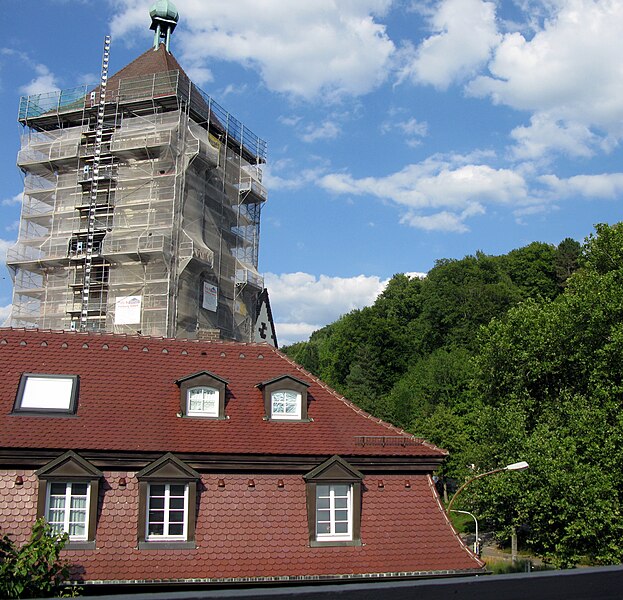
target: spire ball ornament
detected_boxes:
[149,0,179,52]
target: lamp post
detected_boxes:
[446,461,529,515]
[451,509,480,556]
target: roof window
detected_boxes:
[13,374,79,415]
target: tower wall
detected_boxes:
[8,68,267,342]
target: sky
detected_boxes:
[0,0,622,345]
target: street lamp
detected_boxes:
[450,509,480,556]
[446,461,529,514]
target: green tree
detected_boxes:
[0,518,72,598]
[503,241,558,299]
[466,223,623,566]
[554,237,581,286]
[415,252,521,352]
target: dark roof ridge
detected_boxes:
[269,344,448,455]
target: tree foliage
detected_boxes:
[0,518,72,598]
[279,228,623,565]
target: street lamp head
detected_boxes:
[505,461,529,471]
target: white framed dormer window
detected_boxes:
[271,389,302,420]
[36,451,102,550]
[304,456,363,547]
[137,453,199,549]
[13,374,79,414]
[258,375,311,422]
[315,484,352,541]
[146,483,188,541]
[176,371,228,420]
[45,482,90,541]
[187,386,219,417]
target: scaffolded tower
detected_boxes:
[7,8,268,342]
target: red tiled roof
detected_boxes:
[0,329,446,459]
[105,43,189,94]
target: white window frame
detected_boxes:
[270,389,302,420]
[146,483,189,541]
[186,386,219,417]
[45,481,90,541]
[315,483,353,542]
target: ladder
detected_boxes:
[80,35,111,331]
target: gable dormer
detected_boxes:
[136,453,200,549]
[176,370,228,419]
[304,456,364,547]
[257,374,311,421]
[35,451,103,549]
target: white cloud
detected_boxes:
[539,172,623,199]
[111,0,395,100]
[399,0,500,89]
[1,193,22,207]
[381,116,428,147]
[301,120,341,143]
[0,304,11,327]
[263,158,329,191]
[510,113,597,160]
[265,272,389,345]
[19,64,59,95]
[0,238,14,266]
[267,271,427,345]
[318,153,528,231]
[1,48,60,95]
[467,1,623,156]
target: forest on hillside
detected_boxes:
[283,222,623,568]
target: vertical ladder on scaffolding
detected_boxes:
[80,35,111,331]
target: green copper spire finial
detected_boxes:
[149,0,179,52]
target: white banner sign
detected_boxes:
[202,282,218,312]
[115,295,142,325]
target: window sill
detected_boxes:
[138,541,196,550]
[64,541,96,550]
[310,539,362,547]
[264,417,313,423]
[183,414,228,420]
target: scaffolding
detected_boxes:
[8,66,267,341]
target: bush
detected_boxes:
[0,518,72,598]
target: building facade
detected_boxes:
[0,328,484,589]
[7,18,267,342]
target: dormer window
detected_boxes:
[36,451,102,550]
[176,371,228,419]
[257,375,311,421]
[271,390,302,420]
[13,374,79,415]
[304,455,364,547]
[187,386,219,417]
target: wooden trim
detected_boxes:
[0,448,445,473]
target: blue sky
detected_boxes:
[1,0,622,344]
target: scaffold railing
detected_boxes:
[18,69,267,164]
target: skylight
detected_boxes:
[14,374,79,414]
